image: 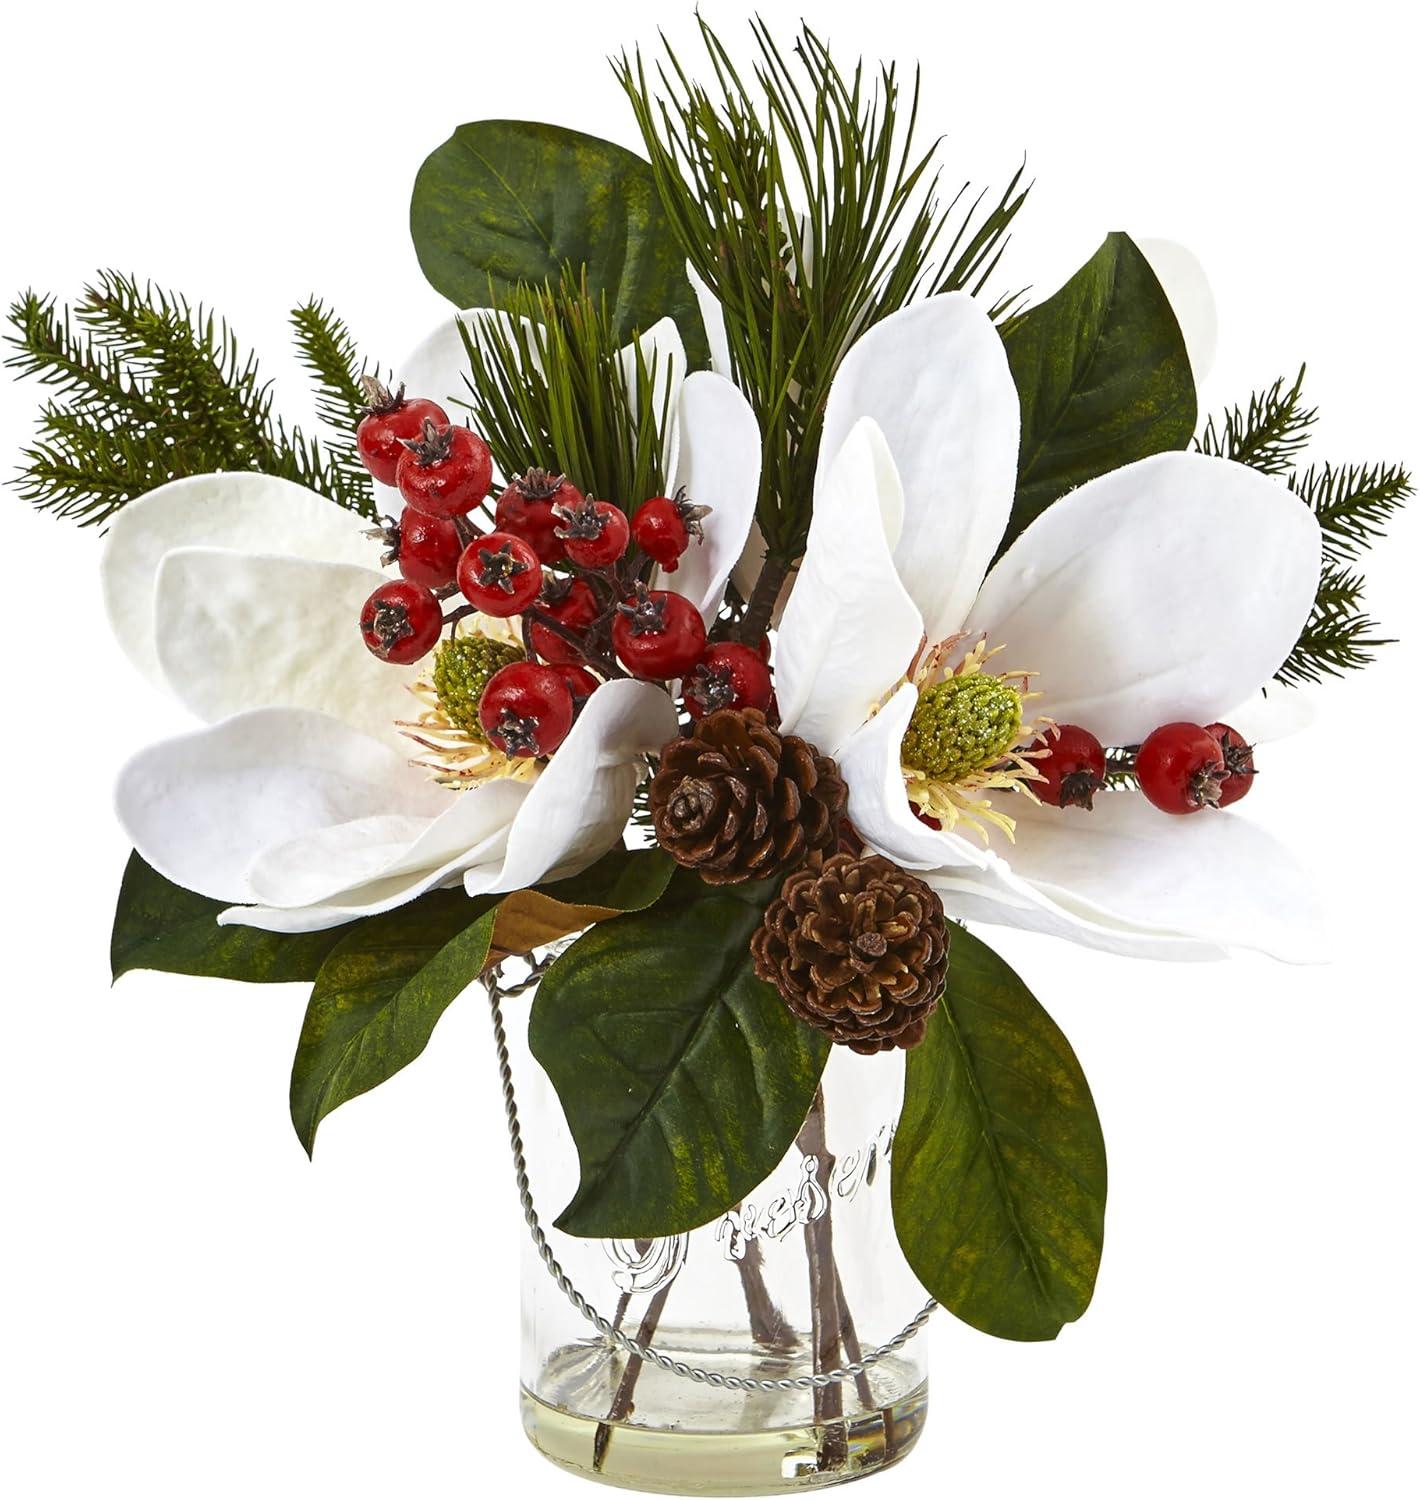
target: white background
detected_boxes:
[2,2,1416,1496]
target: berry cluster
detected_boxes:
[352,380,772,763]
[1032,720,1255,815]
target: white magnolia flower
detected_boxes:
[104,316,761,934]
[770,293,1326,962]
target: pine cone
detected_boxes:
[649,708,847,885]
[751,854,949,1054]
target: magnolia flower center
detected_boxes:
[901,672,1023,782]
[898,636,1047,847]
[431,635,524,739]
[398,626,539,791]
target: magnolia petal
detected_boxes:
[154,548,421,744]
[242,777,531,913]
[926,864,1226,962]
[102,473,373,690]
[967,452,1322,746]
[1138,238,1218,385]
[953,793,1328,964]
[835,684,997,874]
[618,316,687,484]
[686,261,734,378]
[397,309,487,414]
[775,422,923,756]
[115,708,441,904]
[467,679,681,896]
[817,294,1020,643]
[1215,683,1317,744]
[663,372,761,622]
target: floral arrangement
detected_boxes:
[11,19,1410,1374]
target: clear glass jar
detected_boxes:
[509,1015,931,1495]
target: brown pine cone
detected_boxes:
[751,853,949,1054]
[649,708,847,885]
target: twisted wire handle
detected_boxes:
[486,959,937,1392]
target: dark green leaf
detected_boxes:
[111,852,342,985]
[530,891,829,1238]
[535,846,674,912]
[290,892,500,1156]
[409,120,706,365]
[489,847,676,961]
[892,923,1106,1342]
[1001,232,1197,550]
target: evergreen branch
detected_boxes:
[615,18,1027,562]
[1288,459,1413,561]
[1276,562,1392,685]
[290,298,373,435]
[454,267,670,508]
[1195,367,1315,476]
[289,298,380,501]
[7,272,375,525]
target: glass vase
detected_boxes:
[509,1018,931,1496]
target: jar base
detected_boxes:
[520,1378,927,1495]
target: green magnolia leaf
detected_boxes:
[111,852,342,984]
[1000,231,1197,550]
[490,847,676,962]
[290,892,500,1156]
[530,892,829,1238]
[892,923,1106,1342]
[410,120,707,366]
[537,845,675,912]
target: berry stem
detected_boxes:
[737,553,794,645]
[525,606,628,679]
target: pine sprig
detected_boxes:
[616,18,1027,575]
[290,299,372,434]
[1194,367,1315,475]
[289,298,379,501]
[453,267,671,509]
[1197,366,1410,684]
[1277,562,1392,685]
[1289,459,1413,561]
[7,272,375,525]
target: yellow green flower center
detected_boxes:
[432,635,524,739]
[901,672,1023,782]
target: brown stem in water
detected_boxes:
[735,1231,798,1351]
[835,1274,877,1415]
[797,1086,847,1467]
[592,1279,673,1473]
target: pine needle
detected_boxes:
[615,17,1028,563]
[7,273,376,525]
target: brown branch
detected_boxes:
[736,551,793,646]
[592,1279,673,1473]
[797,1087,847,1466]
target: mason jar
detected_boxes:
[505,1006,932,1495]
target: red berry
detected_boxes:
[1205,722,1257,807]
[1033,724,1107,810]
[355,379,448,487]
[684,642,773,719]
[359,579,443,665]
[456,532,543,617]
[395,420,493,518]
[631,496,691,571]
[555,496,630,568]
[394,508,463,590]
[553,663,600,705]
[529,578,599,664]
[495,470,579,564]
[611,587,707,679]
[478,662,575,758]
[1136,722,1226,815]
